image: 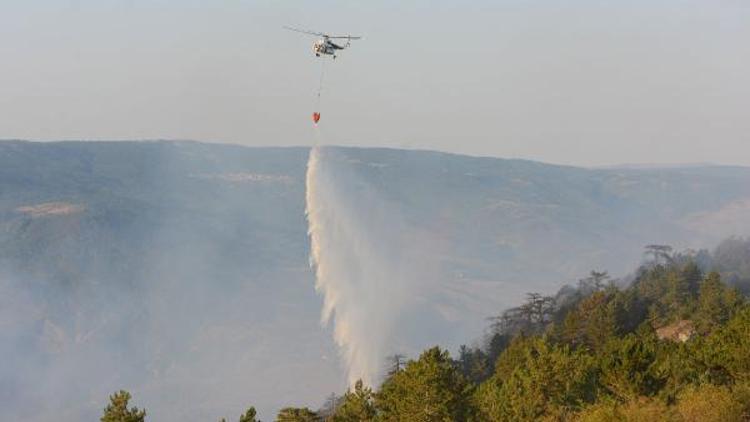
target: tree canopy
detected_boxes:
[100,391,145,422]
[100,240,750,421]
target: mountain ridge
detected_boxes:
[6,139,748,170]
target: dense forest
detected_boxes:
[102,237,750,421]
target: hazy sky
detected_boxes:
[1,0,748,166]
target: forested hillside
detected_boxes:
[106,238,750,421]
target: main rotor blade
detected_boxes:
[283,26,327,37]
[327,35,362,40]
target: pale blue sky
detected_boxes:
[1,0,748,166]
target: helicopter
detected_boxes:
[283,26,361,59]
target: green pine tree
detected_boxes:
[696,272,742,333]
[239,406,259,422]
[598,333,665,401]
[559,291,617,351]
[332,380,376,422]
[100,390,146,422]
[376,347,473,421]
[276,407,319,422]
[478,337,597,421]
[702,305,750,384]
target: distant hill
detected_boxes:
[1,140,749,421]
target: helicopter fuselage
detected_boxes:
[313,39,344,57]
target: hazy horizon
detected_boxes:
[2,1,749,167]
[2,138,750,170]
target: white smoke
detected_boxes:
[306,146,431,386]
